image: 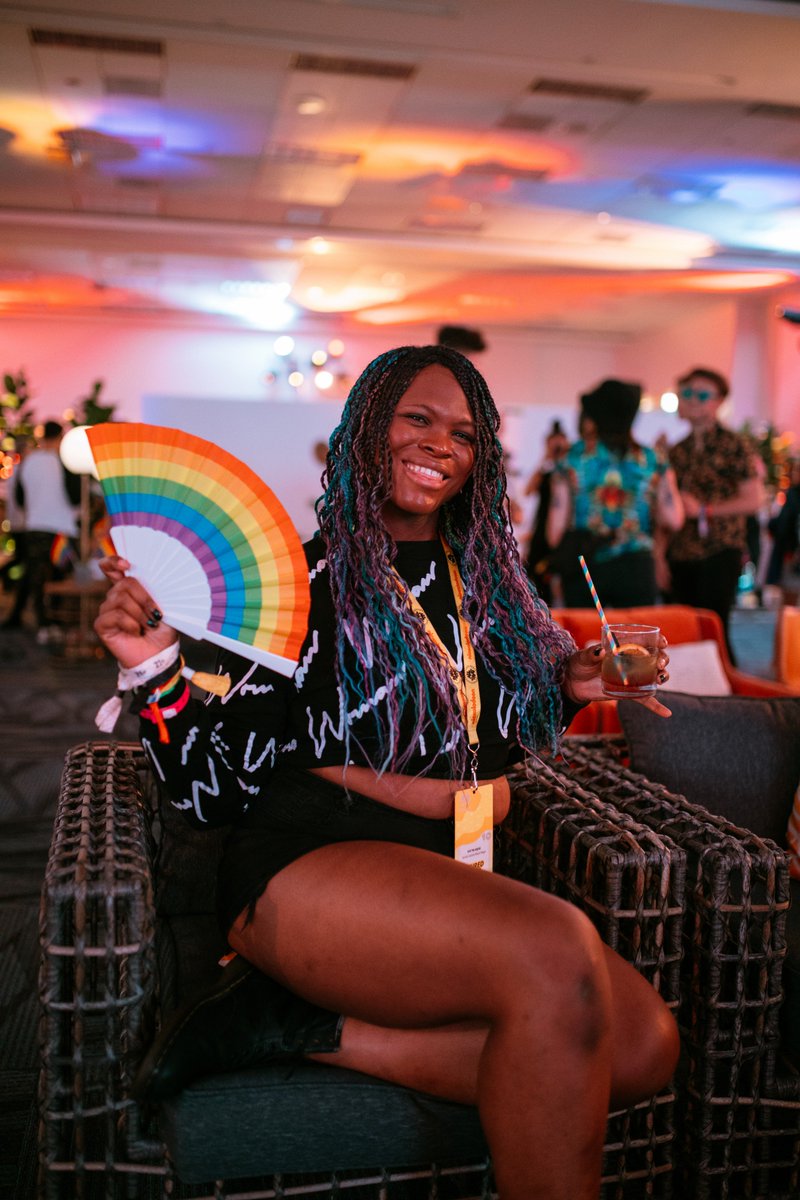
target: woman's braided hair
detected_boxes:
[315,344,576,776]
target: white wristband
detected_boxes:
[117,641,181,692]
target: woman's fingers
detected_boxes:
[100,577,157,626]
[635,693,672,718]
[94,574,178,667]
[99,554,130,583]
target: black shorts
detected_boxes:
[217,768,454,933]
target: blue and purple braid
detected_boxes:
[315,344,576,777]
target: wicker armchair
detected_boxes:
[38,742,684,1199]
[540,736,800,1200]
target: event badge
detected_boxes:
[454,784,494,871]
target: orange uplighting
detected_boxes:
[0,274,151,312]
[322,126,574,183]
[679,271,794,291]
[356,268,796,327]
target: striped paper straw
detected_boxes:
[578,555,620,655]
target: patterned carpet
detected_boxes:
[0,610,777,1199]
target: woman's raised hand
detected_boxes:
[562,638,673,718]
[94,556,178,668]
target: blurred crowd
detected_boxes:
[518,366,798,666]
[0,420,111,645]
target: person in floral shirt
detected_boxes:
[548,379,684,606]
[663,367,765,663]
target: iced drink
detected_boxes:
[601,624,660,698]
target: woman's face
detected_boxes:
[381,364,476,540]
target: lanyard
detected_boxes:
[394,536,481,787]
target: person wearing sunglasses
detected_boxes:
[662,367,765,663]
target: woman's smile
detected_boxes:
[402,460,448,486]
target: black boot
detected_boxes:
[132,956,344,1102]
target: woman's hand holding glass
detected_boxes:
[562,637,672,718]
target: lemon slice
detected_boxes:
[615,642,650,656]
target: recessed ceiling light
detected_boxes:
[296,94,326,116]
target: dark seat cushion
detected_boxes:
[158,1059,487,1183]
[617,693,800,844]
[782,878,800,1068]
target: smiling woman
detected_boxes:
[93,343,678,1200]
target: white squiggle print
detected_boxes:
[235,777,260,797]
[221,661,275,705]
[348,674,401,723]
[305,673,405,757]
[294,627,319,688]
[180,725,200,766]
[446,613,464,671]
[243,730,278,774]
[210,722,235,771]
[496,690,516,739]
[306,687,347,758]
[411,558,437,598]
[142,738,165,780]
[360,620,374,669]
[309,557,327,583]
[169,753,220,823]
[343,618,375,670]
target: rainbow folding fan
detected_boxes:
[87,423,310,677]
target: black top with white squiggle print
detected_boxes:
[141,537,566,828]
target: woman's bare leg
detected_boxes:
[230,840,677,1200]
[316,942,678,1112]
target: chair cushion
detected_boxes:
[158,1059,487,1183]
[782,878,800,1068]
[659,640,732,696]
[617,693,800,844]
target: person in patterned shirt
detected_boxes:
[547,379,684,607]
[663,367,765,663]
[94,345,678,1200]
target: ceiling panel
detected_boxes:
[0,0,798,332]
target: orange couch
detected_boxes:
[550,604,798,734]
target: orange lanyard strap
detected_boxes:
[393,536,481,785]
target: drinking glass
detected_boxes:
[601,623,660,698]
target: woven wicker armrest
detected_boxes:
[503,758,686,1194]
[38,740,163,1194]
[504,755,685,1002]
[553,734,800,1200]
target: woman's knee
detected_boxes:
[605,950,681,1104]
[493,895,612,1058]
[631,994,680,1096]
